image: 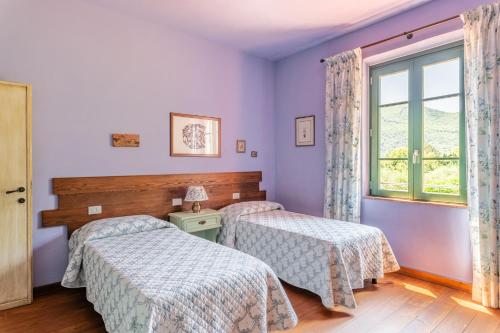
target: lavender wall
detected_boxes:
[0,0,276,286]
[0,0,488,287]
[275,0,489,283]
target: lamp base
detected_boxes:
[192,201,201,213]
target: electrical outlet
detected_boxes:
[232,193,240,200]
[88,205,102,215]
[172,198,182,206]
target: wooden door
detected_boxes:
[0,81,32,310]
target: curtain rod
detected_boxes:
[320,15,461,63]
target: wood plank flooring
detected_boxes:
[0,274,498,333]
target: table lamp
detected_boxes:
[184,186,208,213]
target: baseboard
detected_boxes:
[33,282,63,297]
[397,266,472,294]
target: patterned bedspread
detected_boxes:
[61,215,297,333]
[218,202,400,309]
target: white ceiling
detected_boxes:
[85,0,432,60]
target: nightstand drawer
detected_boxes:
[168,209,221,242]
[184,216,220,233]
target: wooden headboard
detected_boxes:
[41,171,265,235]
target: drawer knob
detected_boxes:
[198,220,206,225]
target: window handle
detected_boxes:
[412,149,420,164]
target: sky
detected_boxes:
[379,58,460,113]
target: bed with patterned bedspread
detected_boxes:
[61,215,297,333]
[217,201,400,309]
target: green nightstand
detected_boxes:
[168,209,221,242]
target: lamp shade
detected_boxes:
[184,186,208,202]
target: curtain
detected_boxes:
[462,3,500,308]
[324,48,362,222]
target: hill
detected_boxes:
[379,105,459,158]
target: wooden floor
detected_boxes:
[1,274,498,333]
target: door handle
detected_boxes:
[6,187,25,194]
[18,198,25,204]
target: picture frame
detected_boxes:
[295,115,315,147]
[236,139,246,153]
[170,112,221,157]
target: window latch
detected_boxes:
[412,149,420,164]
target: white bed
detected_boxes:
[61,214,297,333]
[217,201,400,309]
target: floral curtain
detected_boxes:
[324,48,362,222]
[462,3,500,308]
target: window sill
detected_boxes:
[363,195,467,209]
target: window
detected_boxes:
[370,43,466,204]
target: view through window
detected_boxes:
[370,43,466,204]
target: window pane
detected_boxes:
[423,159,460,195]
[379,160,408,192]
[379,104,408,158]
[423,58,460,99]
[423,96,460,158]
[380,70,408,105]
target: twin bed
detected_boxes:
[218,201,400,309]
[62,215,296,332]
[42,172,399,333]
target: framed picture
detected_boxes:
[236,139,246,153]
[170,113,221,157]
[295,115,315,146]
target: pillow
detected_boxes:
[62,215,173,288]
[72,215,171,242]
[219,201,284,215]
[218,201,284,248]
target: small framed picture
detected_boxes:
[236,139,246,153]
[170,113,221,157]
[295,115,315,146]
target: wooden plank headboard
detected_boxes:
[41,171,266,235]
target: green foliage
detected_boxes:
[380,145,459,194]
[379,105,459,157]
[378,105,461,195]
[380,159,408,191]
[422,160,459,194]
[387,147,408,158]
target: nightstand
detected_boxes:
[168,209,221,242]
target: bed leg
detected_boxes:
[372,278,378,284]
